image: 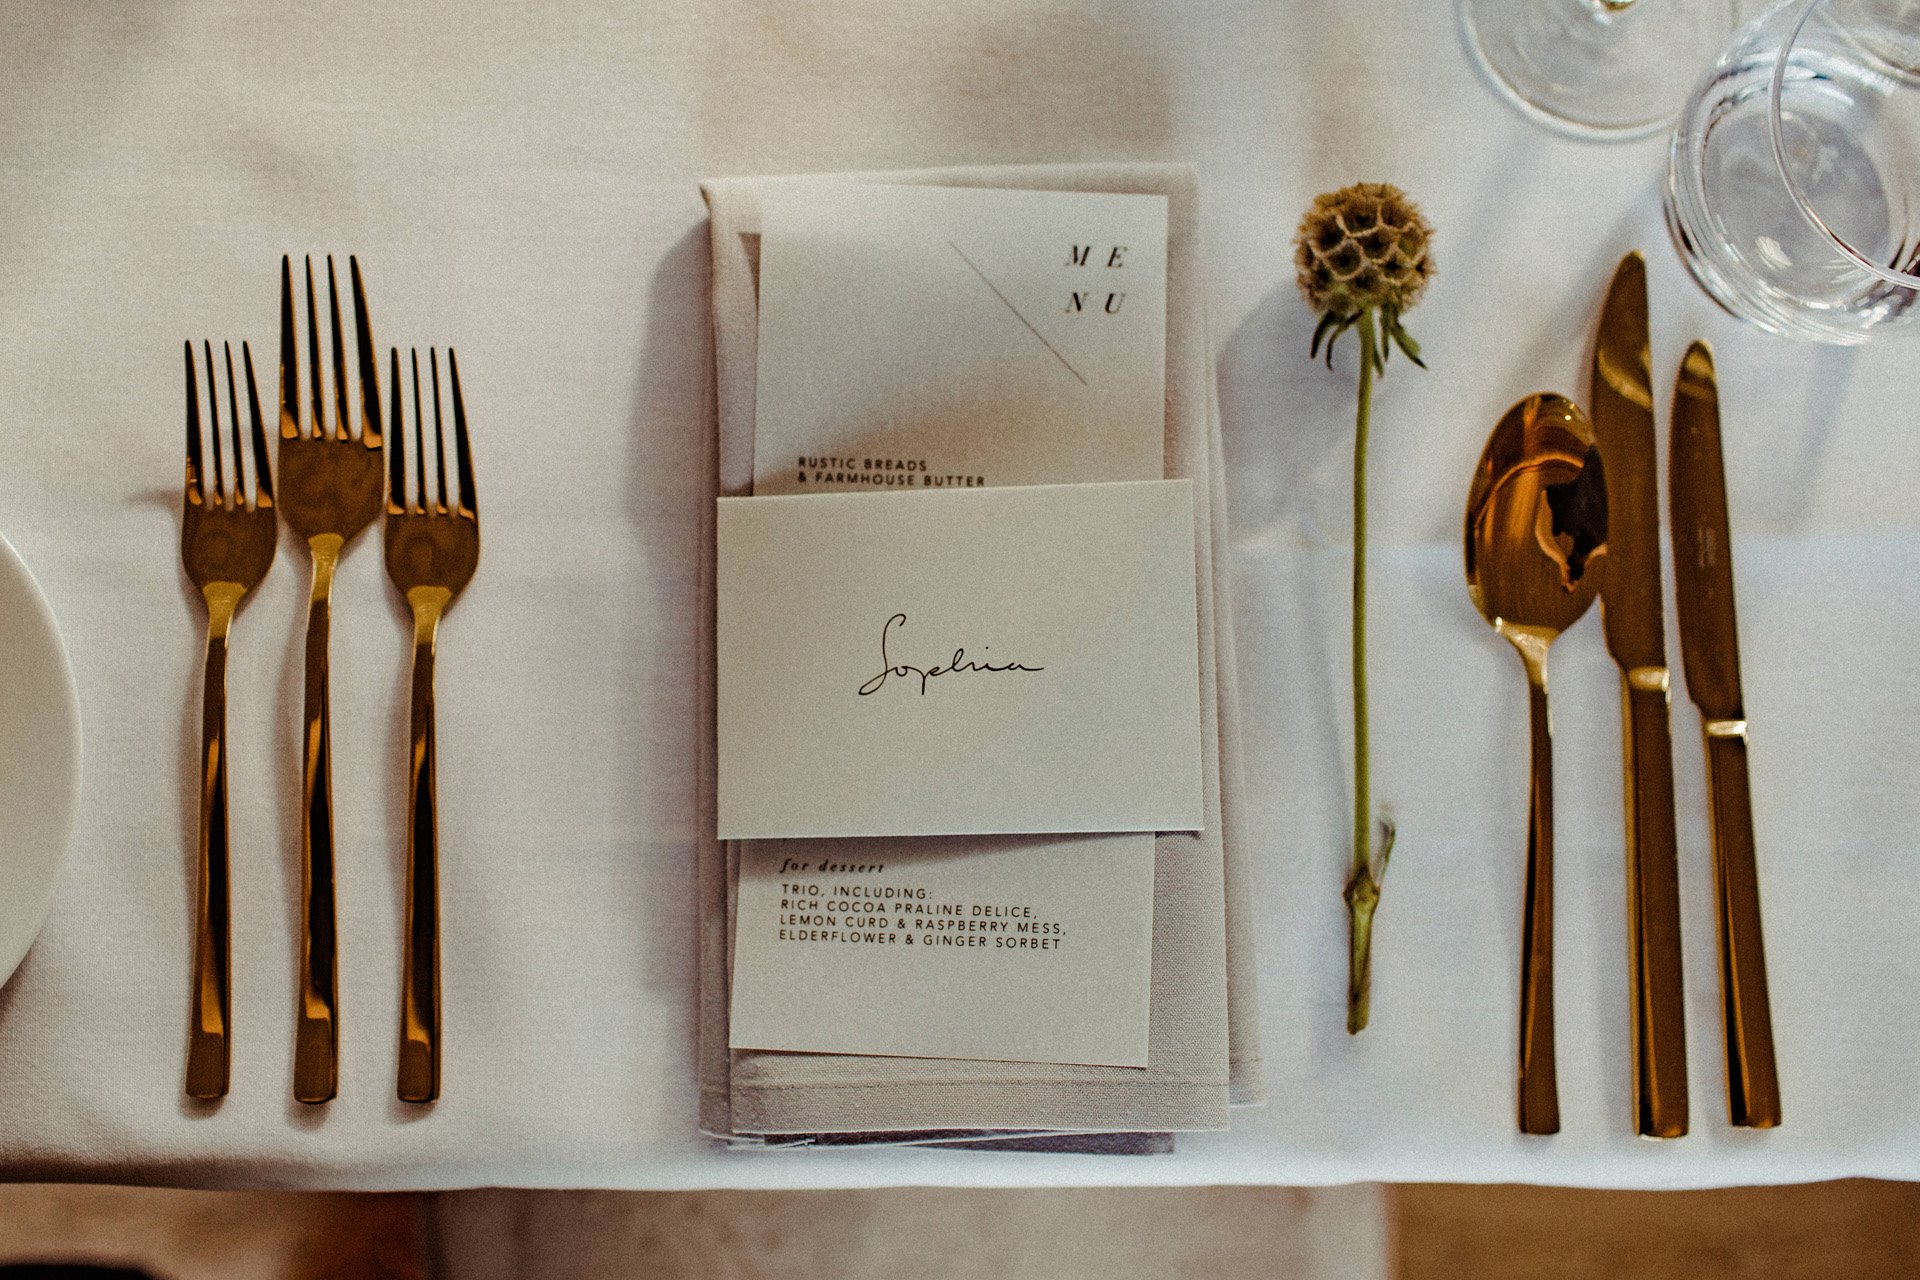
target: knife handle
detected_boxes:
[1622,672,1689,1138]
[1702,724,1782,1128]
[1519,674,1560,1135]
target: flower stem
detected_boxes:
[1346,309,1380,1034]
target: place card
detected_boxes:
[730,833,1155,1066]
[716,480,1204,840]
[753,183,1168,495]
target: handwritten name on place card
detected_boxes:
[716,480,1204,840]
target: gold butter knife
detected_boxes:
[1670,341,1782,1129]
[1590,252,1689,1139]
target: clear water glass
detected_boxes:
[1666,0,1920,343]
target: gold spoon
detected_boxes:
[1465,393,1609,1136]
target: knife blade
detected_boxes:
[1590,251,1689,1139]
[1670,340,1782,1129]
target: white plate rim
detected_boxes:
[0,530,82,989]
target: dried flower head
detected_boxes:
[1295,182,1434,317]
[1294,182,1433,370]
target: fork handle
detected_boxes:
[399,591,447,1103]
[186,586,243,1100]
[295,536,343,1104]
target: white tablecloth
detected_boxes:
[1,0,1916,1190]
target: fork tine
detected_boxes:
[204,340,226,506]
[305,256,323,443]
[350,256,382,447]
[224,342,246,502]
[184,341,205,507]
[243,342,273,509]
[387,347,406,515]
[430,349,449,514]
[410,348,426,512]
[449,348,475,519]
[279,255,299,440]
[326,257,349,442]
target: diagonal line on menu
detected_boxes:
[948,240,1088,386]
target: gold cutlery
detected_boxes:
[1670,341,1782,1128]
[181,340,277,1100]
[1590,252,1689,1139]
[1466,393,1608,1136]
[278,255,384,1104]
[384,348,479,1104]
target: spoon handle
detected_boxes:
[1519,672,1560,1135]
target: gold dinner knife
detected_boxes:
[1590,252,1689,1138]
[1670,340,1782,1129]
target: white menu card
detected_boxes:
[754,183,1168,495]
[728,182,1181,1068]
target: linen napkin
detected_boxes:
[697,163,1259,1139]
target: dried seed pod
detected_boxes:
[1294,182,1434,319]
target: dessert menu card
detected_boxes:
[727,183,1185,1068]
[730,834,1155,1066]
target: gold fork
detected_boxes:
[182,339,277,1100]
[384,348,479,1104]
[277,255,384,1104]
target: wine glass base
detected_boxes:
[1459,0,1738,142]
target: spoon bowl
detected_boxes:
[1466,394,1607,637]
[1464,391,1608,1136]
